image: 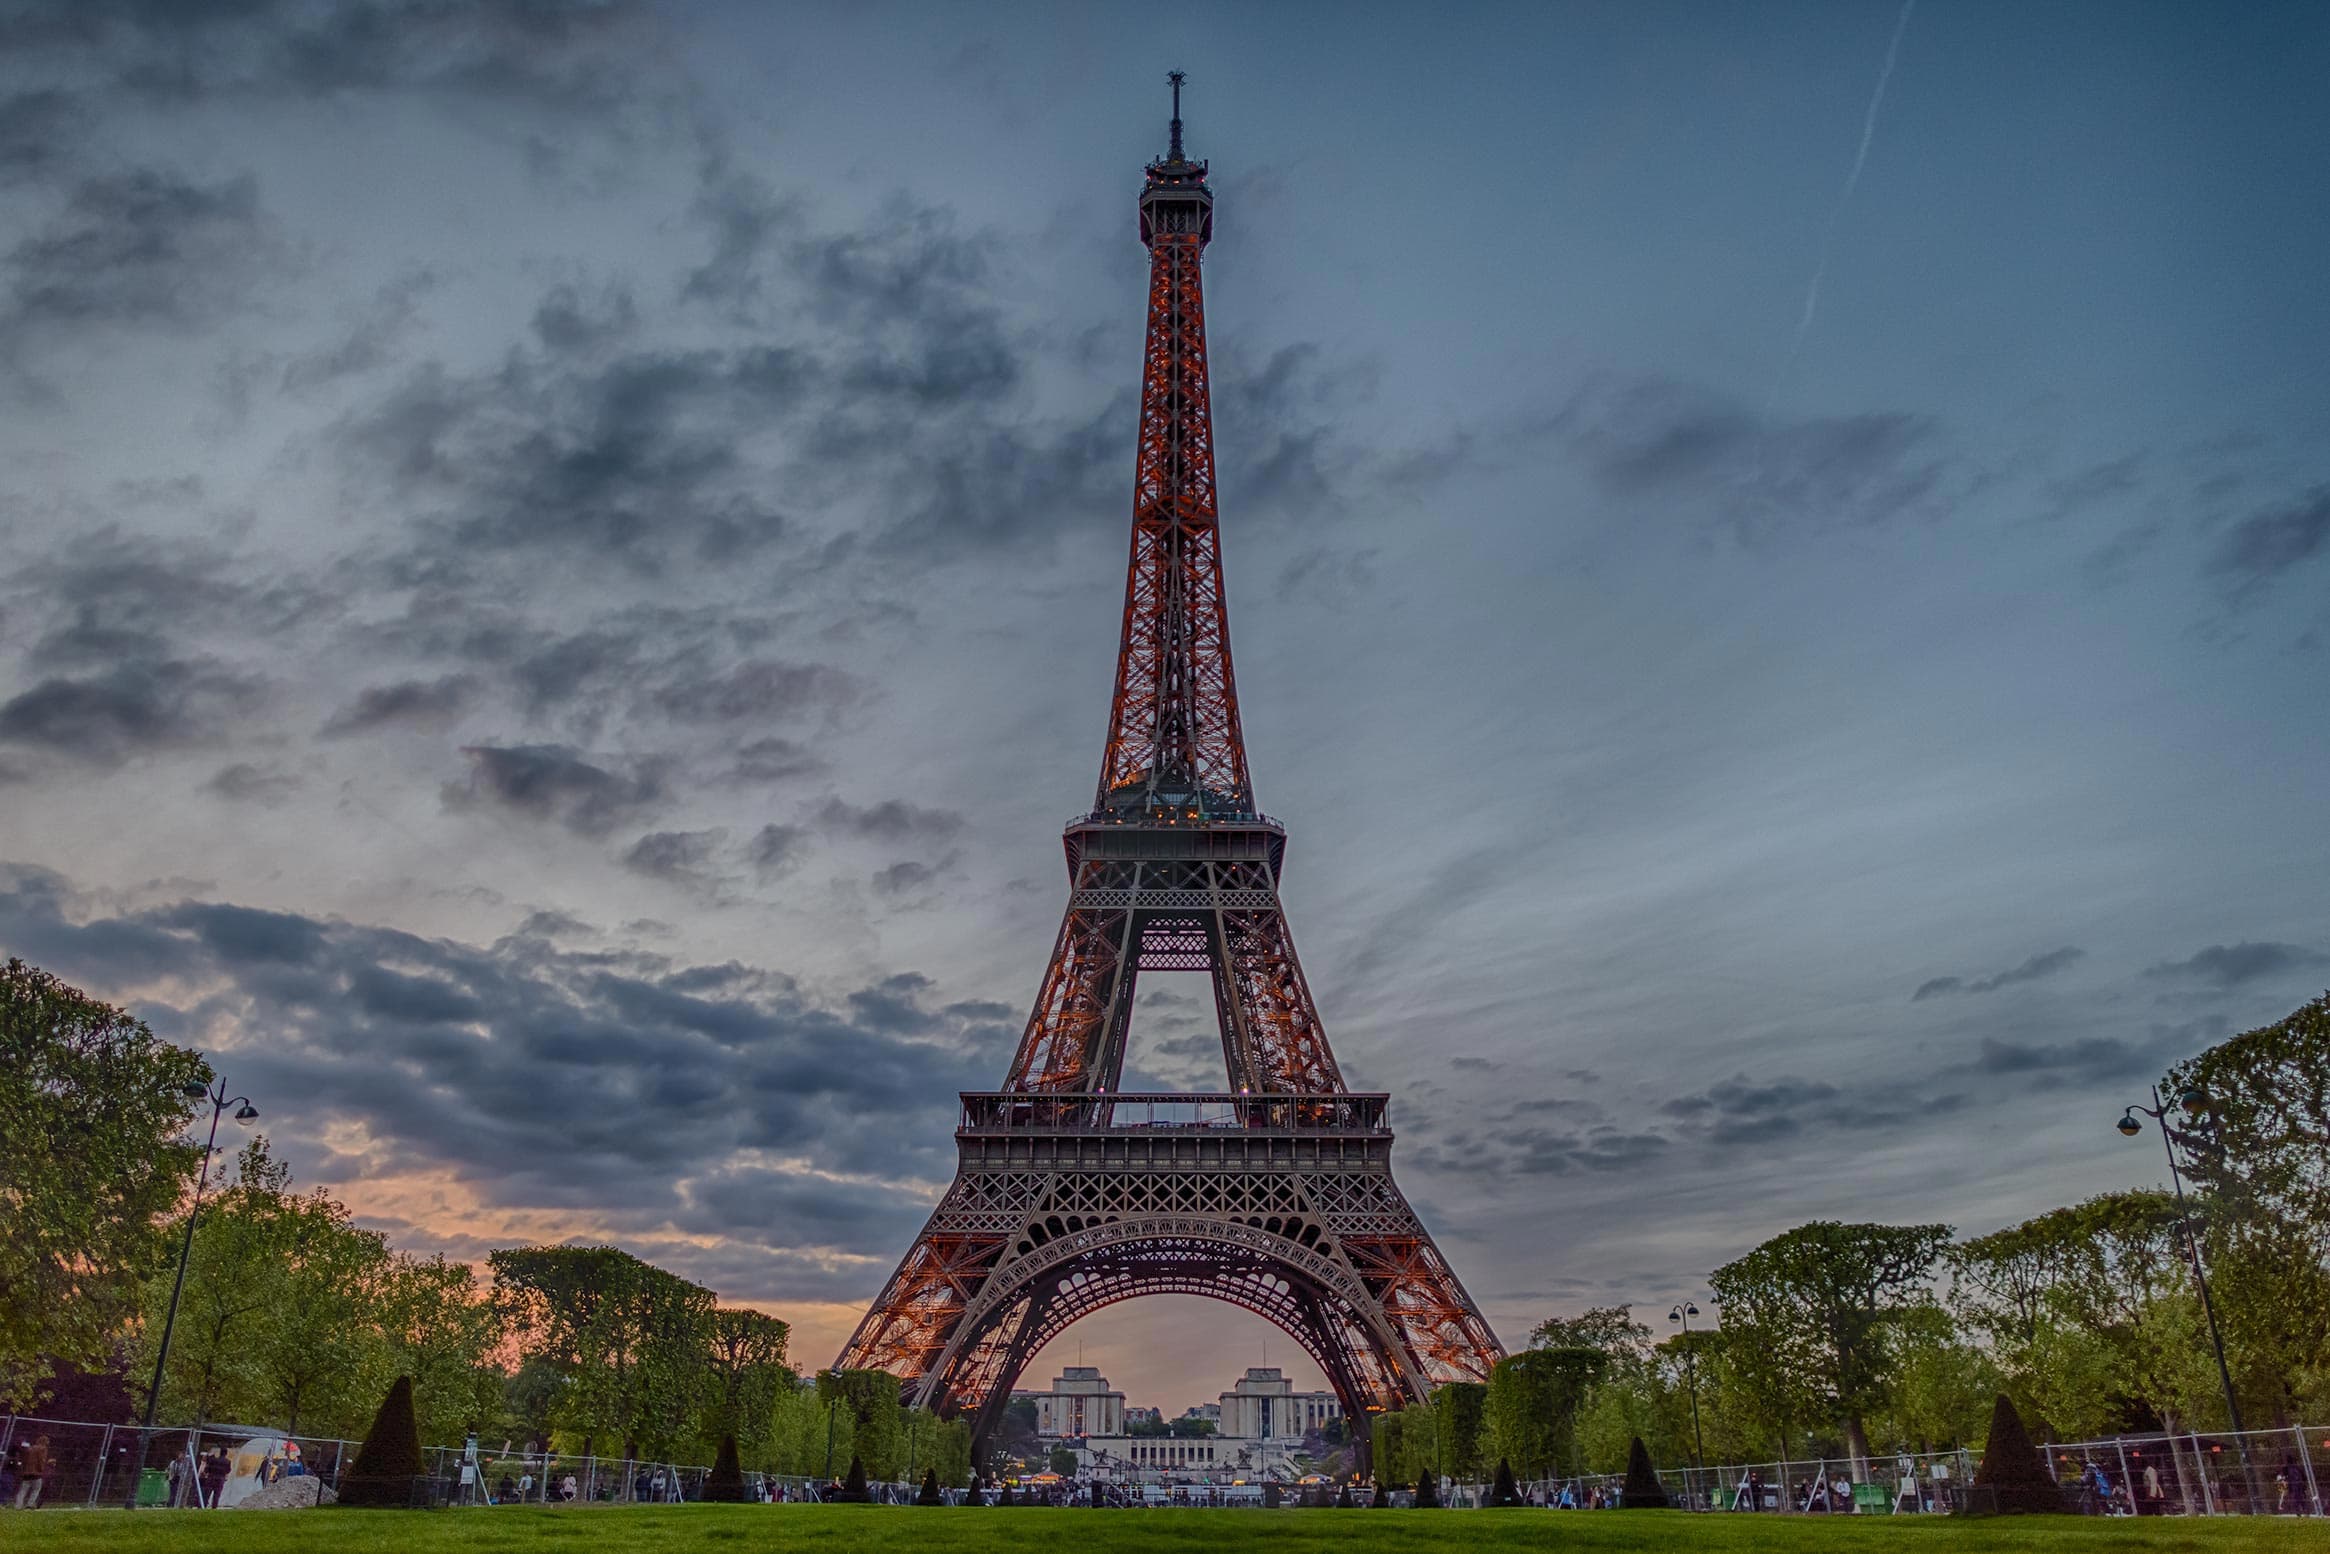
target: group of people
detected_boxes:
[162,1446,237,1509]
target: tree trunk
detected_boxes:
[1845,1415,1872,1485]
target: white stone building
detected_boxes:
[1019,1365,1126,1440]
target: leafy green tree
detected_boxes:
[1431,1381,1488,1480]
[0,959,206,1405]
[1529,1305,1651,1356]
[1869,1301,1998,1451]
[378,1253,505,1448]
[491,1245,716,1473]
[818,1367,907,1478]
[1709,1220,1951,1472]
[1480,1346,1606,1479]
[701,1308,791,1458]
[250,1180,390,1435]
[1953,1192,2215,1432]
[1048,1445,1078,1476]
[2168,993,2330,1420]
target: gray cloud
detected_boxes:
[1,168,273,366]
[320,673,478,736]
[0,860,991,1284]
[621,827,723,886]
[2206,484,2330,598]
[1912,946,2084,1001]
[812,797,963,844]
[0,655,265,766]
[745,823,808,881]
[201,760,300,806]
[1554,372,1952,538]
[442,743,669,837]
[2143,941,2329,988]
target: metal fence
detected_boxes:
[1476,1426,2328,1516]
[0,1414,947,1510]
[7,1409,2325,1514]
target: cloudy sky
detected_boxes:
[3,0,2327,1414]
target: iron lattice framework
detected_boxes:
[839,78,1503,1456]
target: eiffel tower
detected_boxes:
[838,75,1503,1453]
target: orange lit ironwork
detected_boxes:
[839,78,1502,1465]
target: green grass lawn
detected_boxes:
[8,1506,2330,1554]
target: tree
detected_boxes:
[0,959,206,1405]
[818,1368,906,1479]
[701,1308,791,1458]
[339,1374,424,1507]
[1619,1435,1668,1509]
[1953,1193,2215,1433]
[1529,1305,1651,1357]
[1710,1221,1951,1472]
[1048,1445,1078,1477]
[377,1254,504,1449]
[1480,1347,1606,1479]
[1431,1381,1488,1481]
[2168,994,2330,1420]
[1969,1393,2061,1514]
[491,1246,716,1476]
[704,1433,746,1502]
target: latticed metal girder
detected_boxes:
[839,94,1503,1451]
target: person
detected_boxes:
[517,1467,534,1501]
[2141,1461,2163,1515]
[14,1434,51,1509]
[198,1446,231,1509]
[165,1449,190,1509]
[559,1472,578,1502]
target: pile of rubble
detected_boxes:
[238,1475,339,1510]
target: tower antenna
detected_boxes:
[1168,69,1186,160]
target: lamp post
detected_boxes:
[2117,1083,2249,1491]
[127,1074,258,1509]
[1669,1301,1708,1503]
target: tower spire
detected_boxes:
[1168,69,1186,161]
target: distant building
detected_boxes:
[1124,1406,1164,1426]
[1077,1368,1340,1483]
[1023,1366,1126,1440]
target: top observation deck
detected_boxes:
[960,1091,1389,1138]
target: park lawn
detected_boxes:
[9,1506,2330,1554]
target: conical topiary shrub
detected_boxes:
[918,1467,943,1506]
[836,1453,869,1503]
[1371,1478,1392,1506]
[1620,1436,1669,1509]
[962,1475,985,1505]
[1335,1482,1354,1507]
[1000,1482,1017,1506]
[1413,1472,1440,1508]
[1489,1457,1523,1507]
[338,1374,424,1507]
[1263,1480,1282,1508]
[703,1433,746,1503]
[1970,1394,2064,1514]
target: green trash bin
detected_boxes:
[137,1468,171,1507]
[1853,1482,1892,1514]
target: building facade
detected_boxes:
[1018,1366,1127,1440]
[1072,1368,1341,1483]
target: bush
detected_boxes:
[1413,1472,1440,1508]
[1263,1481,1281,1508]
[962,1475,985,1506]
[338,1375,424,1508]
[1370,1478,1392,1506]
[1489,1457,1523,1507]
[1335,1482,1353,1507]
[1000,1482,1017,1506]
[703,1434,746,1503]
[1969,1394,2065,1515]
[835,1453,869,1504]
[1620,1436,1669,1509]
[917,1467,943,1506]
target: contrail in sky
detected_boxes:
[1760,0,1918,427]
